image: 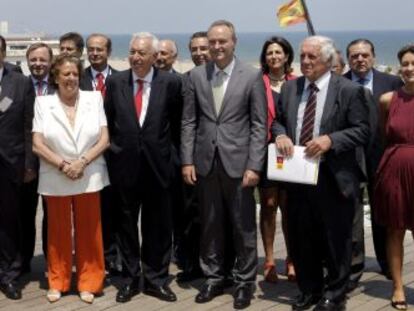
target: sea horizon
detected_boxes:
[98,29,414,66]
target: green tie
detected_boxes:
[212,71,225,115]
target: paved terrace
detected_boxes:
[1,208,413,310]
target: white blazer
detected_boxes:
[33,90,110,196]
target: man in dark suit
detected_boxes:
[80,34,121,277]
[344,38,403,289]
[273,36,370,311]
[4,62,22,74]
[181,20,267,309]
[105,32,182,303]
[20,42,54,274]
[174,31,213,284]
[0,35,36,300]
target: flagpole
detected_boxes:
[300,0,316,36]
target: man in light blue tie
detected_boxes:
[181,19,267,309]
[344,39,403,292]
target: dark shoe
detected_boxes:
[233,286,252,309]
[115,282,140,303]
[292,293,321,311]
[313,298,346,311]
[0,283,22,300]
[346,280,359,293]
[195,284,224,303]
[143,283,177,302]
[176,270,204,283]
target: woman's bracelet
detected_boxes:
[80,156,90,167]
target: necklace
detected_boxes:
[59,94,79,128]
[268,72,285,82]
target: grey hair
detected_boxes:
[130,32,160,53]
[160,39,178,56]
[301,35,336,66]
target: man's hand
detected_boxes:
[275,135,294,157]
[242,169,260,188]
[304,135,332,158]
[23,169,37,183]
[182,164,197,185]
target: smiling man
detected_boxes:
[181,20,267,309]
[19,43,54,276]
[104,32,183,304]
[273,36,370,311]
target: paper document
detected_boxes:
[267,144,320,185]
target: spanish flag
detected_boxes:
[277,0,307,27]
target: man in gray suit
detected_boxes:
[181,20,267,310]
[273,36,370,311]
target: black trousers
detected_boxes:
[100,185,122,272]
[0,171,22,284]
[198,156,257,288]
[20,178,48,270]
[367,182,388,274]
[115,156,173,287]
[287,165,355,301]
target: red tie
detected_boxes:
[36,81,43,96]
[96,73,106,98]
[299,83,319,146]
[134,79,144,120]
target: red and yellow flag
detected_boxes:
[277,0,307,27]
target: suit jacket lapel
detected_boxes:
[204,62,217,119]
[49,94,78,145]
[73,94,91,142]
[142,69,164,129]
[219,60,242,118]
[122,70,140,128]
[288,78,305,141]
[320,75,339,134]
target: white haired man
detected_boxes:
[104,32,183,303]
[272,36,370,311]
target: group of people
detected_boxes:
[0,18,413,311]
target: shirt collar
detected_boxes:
[213,58,235,77]
[91,65,110,79]
[31,75,49,86]
[305,70,331,91]
[132,67,154,84]
[351,69,373,83]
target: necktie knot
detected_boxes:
[308,82,318,92]
[357,78,367,86]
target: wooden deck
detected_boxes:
[1,207,413,310]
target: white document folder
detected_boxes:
[267,144,320,185]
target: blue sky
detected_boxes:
[1,0,413,34]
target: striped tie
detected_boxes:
[299,83,319,146]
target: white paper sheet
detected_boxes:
[267,144,320,185]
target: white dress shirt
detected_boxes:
[351,70,373,92]
[33,90,110,196]
[295,70,331,144]
[212,58,236,96]
[132,67,154,126]
[91,66,110,90]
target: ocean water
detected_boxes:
[109,30,414,66]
